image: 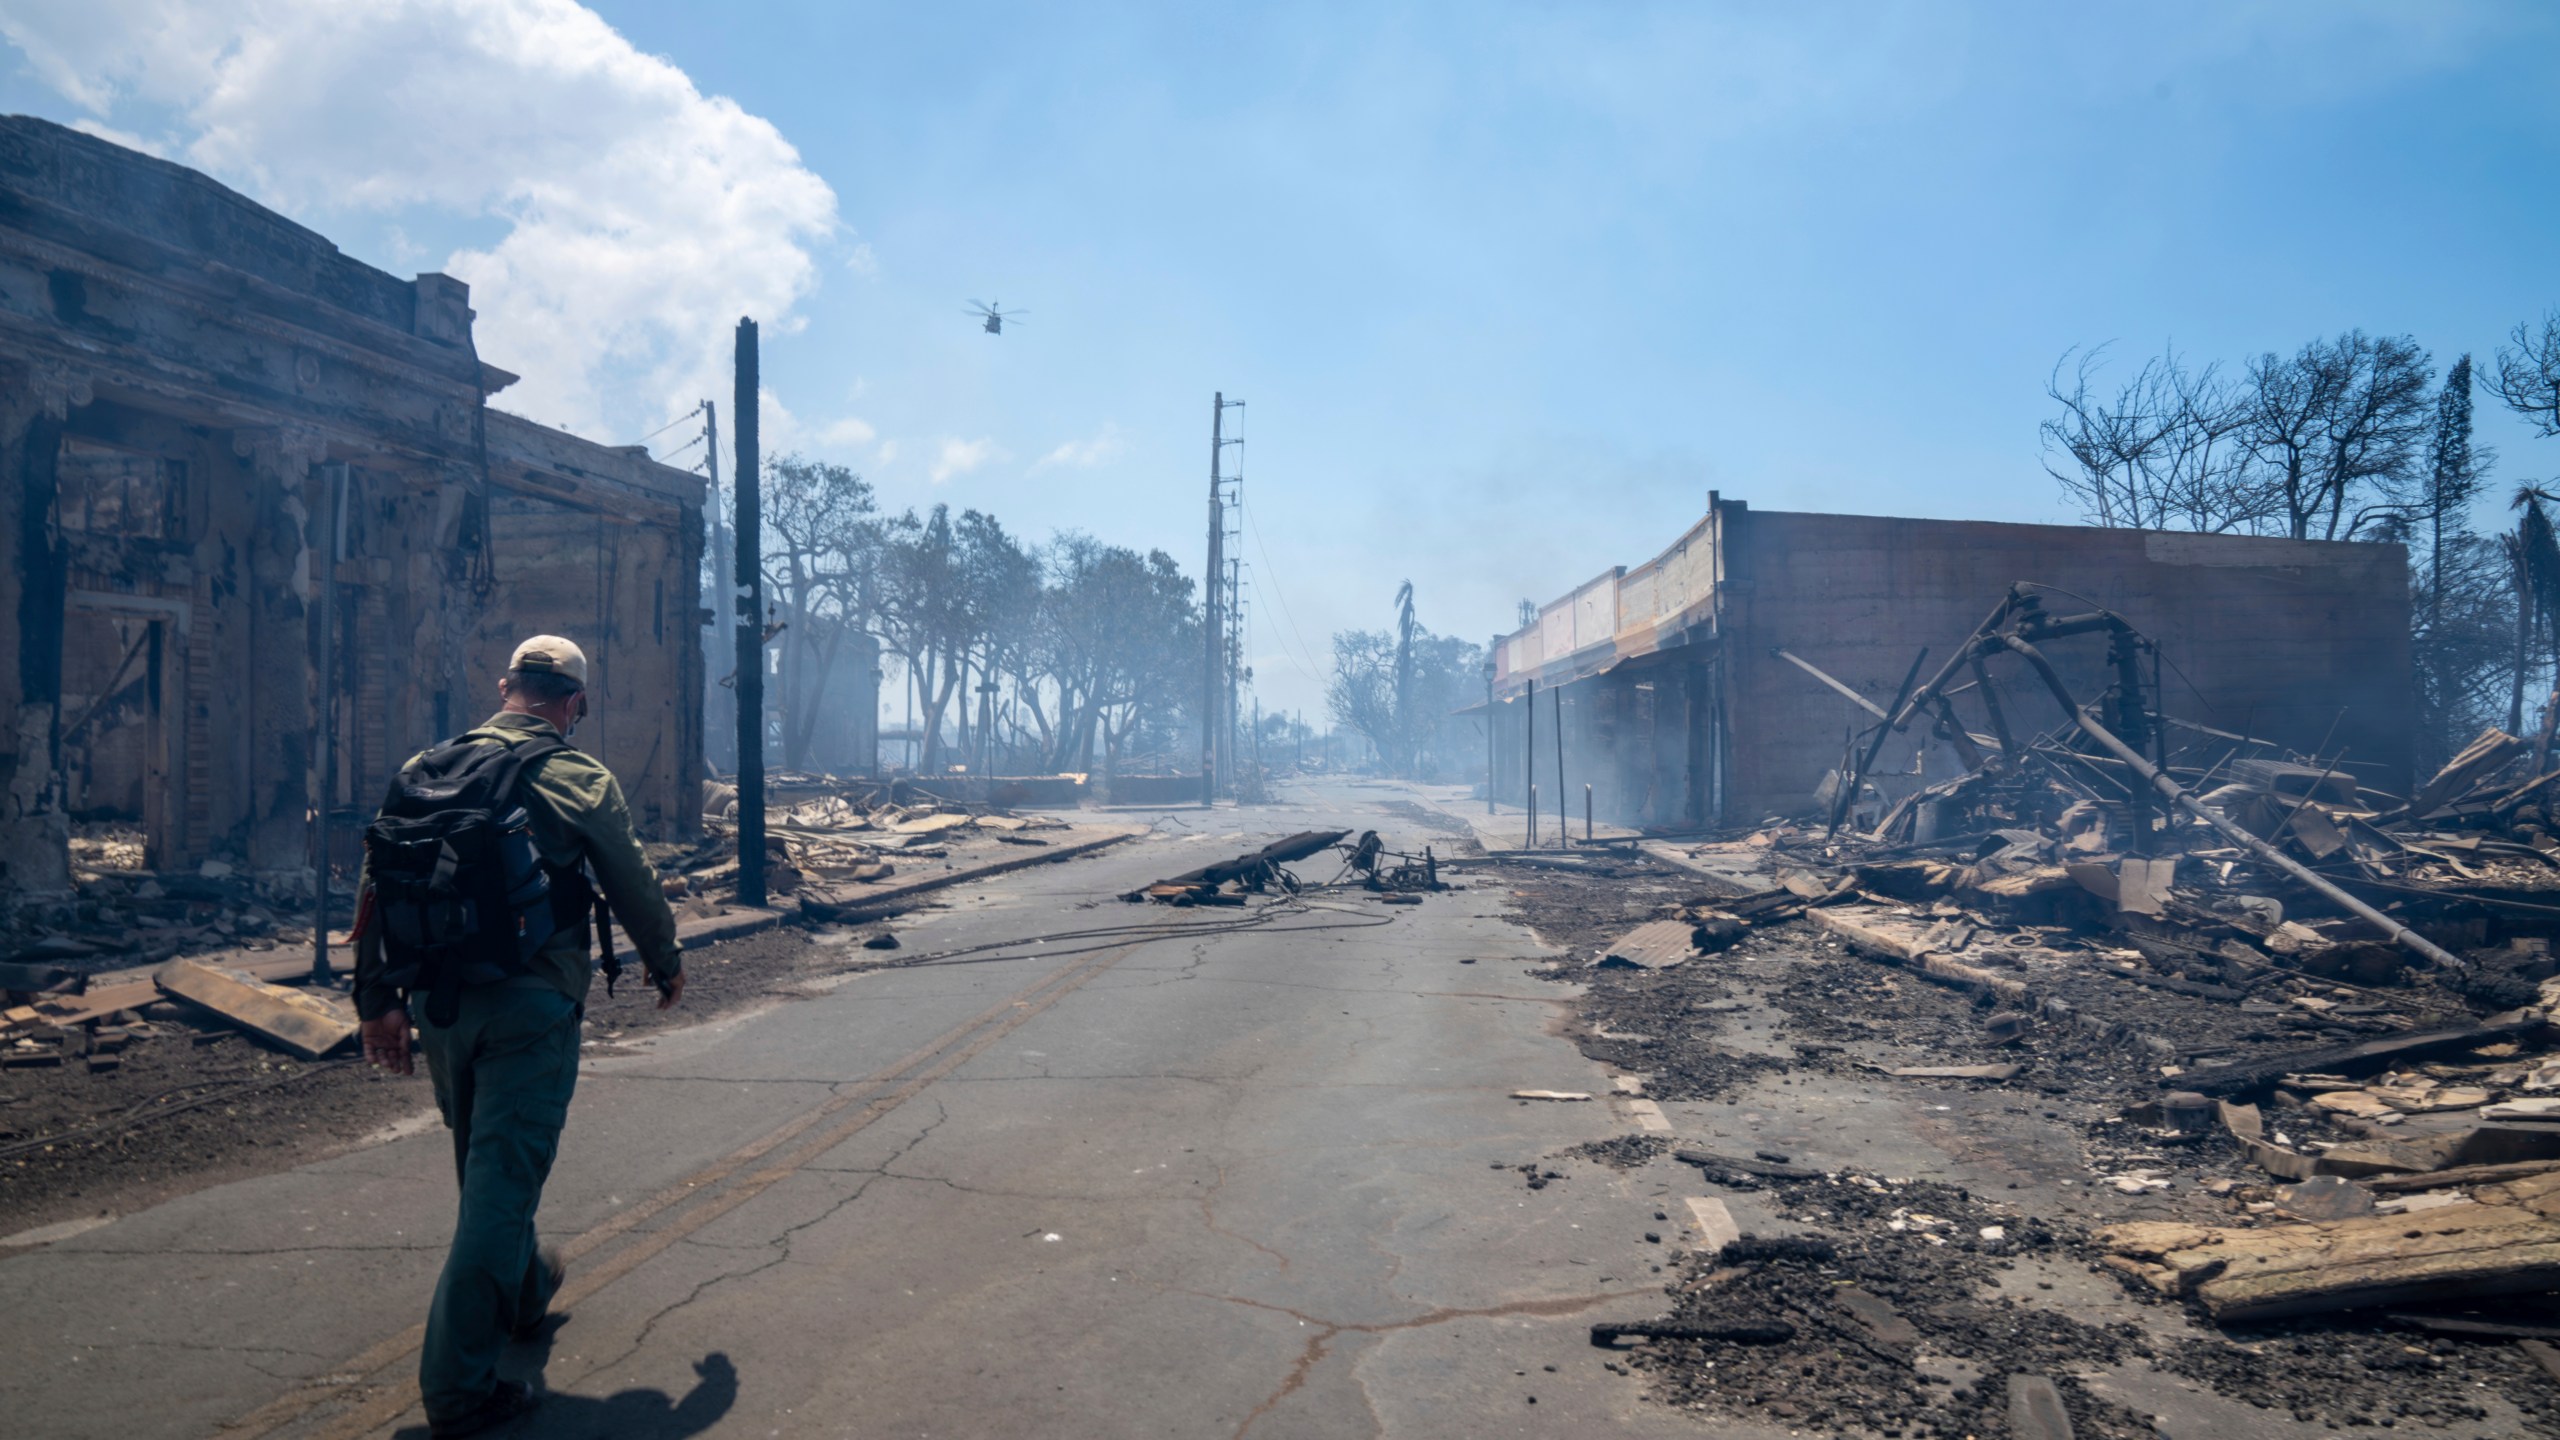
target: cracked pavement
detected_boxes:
[0,781,1710,1439]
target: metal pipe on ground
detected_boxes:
[1996,633,2464,974]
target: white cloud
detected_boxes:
[816,416,877,450]
[0,0,841,443]
[1031,424,1126,472]
[929,437,1002,484]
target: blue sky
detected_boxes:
[6,2,2556,717]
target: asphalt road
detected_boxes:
[0,781,1724,1440]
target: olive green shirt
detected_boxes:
[354,711,682,1019]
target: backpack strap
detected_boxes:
[479,731,570,812]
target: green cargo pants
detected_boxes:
[415,981,581,1424]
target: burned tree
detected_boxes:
[1329,586,1483,781]
[1021,535,1198,779]
[2491,307,2560,440]
[2243,331,2434,542]
[2042,345,2265,533]
[2395,356,2508,768]
[760,454,881,773]
[870,505,1037,772]
[2506,488,2560,738]
[2365,356,2510,770]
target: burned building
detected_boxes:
[1489,494,2412,831]
[0,116,704,900]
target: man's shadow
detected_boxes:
[393,1321,736,1439]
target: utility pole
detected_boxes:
[1226,555,1245,795]
[1202,394,1223,807]
[734,318,766,908]
[1201,393,1245,804]
[979,675,999,777]
[702,399,733,773]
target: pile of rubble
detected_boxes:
[1534,586,2560,1383]
[676,782,1071,917]
[1120,829,1450,906]
[9,822,323,975]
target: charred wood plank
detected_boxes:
[2174,1016,2547,1097]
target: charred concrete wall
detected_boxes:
[1717,507,2412,822]
[470,413,704,839]
[1488,497,2413,832]
[0,116,703,900]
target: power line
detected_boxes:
[1240,493,1329,689]
[633,402,705,447]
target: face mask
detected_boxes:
[567,692,587,739]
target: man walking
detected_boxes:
[354,635,685,1436]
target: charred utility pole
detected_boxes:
[734,318,766,907]
[702,399,735,772]
[1201,393,1244,804]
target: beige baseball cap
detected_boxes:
[508,634,588,688]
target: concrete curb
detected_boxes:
[673,905,793,948]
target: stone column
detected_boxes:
[232,424,332,880]
[0,360,90,900]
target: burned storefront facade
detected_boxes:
[1490,494,2413,831]
[0,117,703,901]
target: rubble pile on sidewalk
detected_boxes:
[1612,589,2560,1162]
[1471,587,2560,1430]
[6,822,327,977]
[675,780,1072,917]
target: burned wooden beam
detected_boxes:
[2175,1015,2547,1097]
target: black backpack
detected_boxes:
[363,733,573,1027]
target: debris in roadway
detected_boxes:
[1596,919,1698,970]
[154,959,358,1060]
[1589,1319,1796,1348]
[1124,829,1350,904]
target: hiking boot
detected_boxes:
[428,1379,538,1438]
[511,1245,566,1342]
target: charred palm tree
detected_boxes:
[2508,486,2560,740]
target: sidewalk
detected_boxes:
[86,824,1144,989]
[1382,780,1648,854]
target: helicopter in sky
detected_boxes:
[967,300,1025,335]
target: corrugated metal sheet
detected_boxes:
[1598,918,1696,969]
